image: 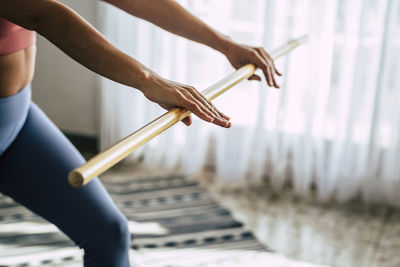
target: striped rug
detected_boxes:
[0,173,319,267]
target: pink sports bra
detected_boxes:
[0,17,36,55]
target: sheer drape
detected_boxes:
[98,0,400,205]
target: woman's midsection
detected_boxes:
[0,45,36,98]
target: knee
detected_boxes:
[97,214,131,250]
[81,214,131,266]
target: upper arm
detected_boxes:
[101,0,141,17]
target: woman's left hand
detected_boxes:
[223,42,282,88]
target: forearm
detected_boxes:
[0,0,152,90]
[105,0,234,55]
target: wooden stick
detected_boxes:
[69,35,308,187]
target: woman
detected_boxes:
[0,0,281,266]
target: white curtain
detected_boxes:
[98,0,400,206]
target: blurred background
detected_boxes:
[23,0,400,266]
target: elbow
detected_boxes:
[27,14,43,32]
[28,2,52,32]
[26,0,60,32]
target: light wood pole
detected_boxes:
[69,35,308,187]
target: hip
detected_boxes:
[0,83,31,156]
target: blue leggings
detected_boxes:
[0,85,131,266]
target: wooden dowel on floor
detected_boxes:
[69,35,308,187]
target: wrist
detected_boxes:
[135,67,161,95]
[214,34,236,57]
[134,67,153,91]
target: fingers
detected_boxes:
[252,48,280,88]
[160,103,192,127]
[159,92,229,128]
[150,77,230,128]
[178,90,231,128]
[187,87,231,121]
[179,95,214,123]
[252,50,279,89]
[181,115,192,126]
[260,48,282,76]
[249,74,262,81]
[183,87,231,127]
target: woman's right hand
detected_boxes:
[141,72,231,128]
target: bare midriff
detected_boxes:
[0,45,36,98]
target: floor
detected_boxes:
[101,164,400,267]
[103,166,325,267]
[194,171,400,267]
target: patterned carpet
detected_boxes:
[0,173,317,267]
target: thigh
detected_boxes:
[0,103,126,245]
